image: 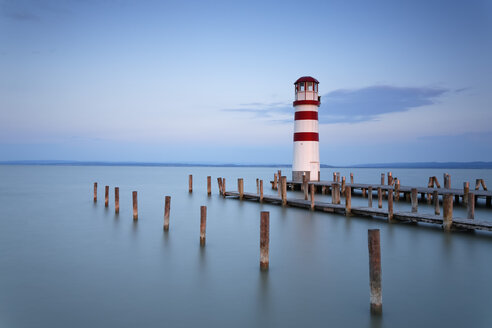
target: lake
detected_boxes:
[0,165,491,327]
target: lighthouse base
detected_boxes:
[293,171,318,183]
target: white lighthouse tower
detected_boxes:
[292,76,320,182]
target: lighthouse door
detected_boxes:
[310,161,320,182]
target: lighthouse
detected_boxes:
[292,76,320,182]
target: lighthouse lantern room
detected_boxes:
[292,76,320,182]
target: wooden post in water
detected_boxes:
[443,194,453,231]
[238,178,244,200]
[256,178,259,195]
[189,175,193,193]
[378,187,382,209]
[281,176,287,206]
[260,211,270,271]
[395,179,400,201]
[304,179,308,201]
[341,176,346,194]
[105,185,109,207]
[260,180,264,202]
[132,191,138,220]
[345,186,351,216]
[277,170,282,182]
[164,196,171,231]
[200,206,206,246]
[434,190,440,215]
[411,188,418,213]
[310,184,315,210]
[387,172,393,186]
[333,172,336,182]
[207,176,211,196]
[368,229,382,315]
[115,187,119,214]
[362,188,366,198]
[331,183,337,204]
[336,172,340,183]
[463,182,469,206]
[380,173,385,185]
[93,182,97,202]
[387,188,394,222]
[273,173,278,190]
[475,179,481,190]
[217,178,222,195]
[444,173,450,189]
[222,178,226,197]
[467,193,475,220]
[427,177,433,204]
[481,179,488,191]
[350,172,354,184]
[368,186,373,207]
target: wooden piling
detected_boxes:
[387,188,393,222]
[362,188,367,198]
[189,175,193,193]
[411,188,418,213]
[115,187,119,214]
[281,176,287,206]
[222,178,226,198]
[443,194,453,231]
[368,186,373,207]
[260,211,269,270]
[105,185,109,207]
[341,176,346,193]
[380,173,385,185]
[427,177,433,203]
[93,182,97,202]
[207,176,211,196]
[217,178,222,195]
[256,178,260,195]
[387,172,393,186]
[333,172,336,182]
[463,182,469,206]
[200,206,206,246]
[481,179,488,191]
[475,179,481,190]
[350,172,354,184]
[467,193,475,220]
[304,178,308,201]
[444,173,450,189]
[368,229,382,315]
[273,173,278,190]
[345,186,351,215]
[331,183,337,204]
[378,187,382,209]
[434,190,440,215]
[310,184,315,210]
[260,180,264,202]
[336,172,340,183]
[132,191,138,220]
[238,178,244,200]
[395,180,400,201]
[164,196,171,231]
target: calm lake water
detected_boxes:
[1,165,491,328]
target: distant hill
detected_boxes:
[1,160,491,169]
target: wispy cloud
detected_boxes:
[222,85,450,124]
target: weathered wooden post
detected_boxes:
[411,188,418,213]
[200,206,206,246]
[273,173,278,190]
[333,172,336,182]
[444,173,450,189]
[105,185,109,207]
[434,190,440,215]
[115,187,119,214]
[362,188,367,198]
[336,172,340,183]
[207,176,211,196]
[475,179,481,190]
[260,180,264,202]
[378,187,382,209]
[189,174,193,193]
[387,188,394,222]
[217,178,222,195]
[310,184,315,210]
[256,178,260,194]
[222,178,226,197]
[380,173,385,185]
[277,170,282,181]
[94,182,98,202]
[260,211,270,270]
[481,179,488,191]
[368,186,373,207]
[304,179,308,201]
[443,193,453,231]
[281,176,287,206]
[350,172,354,184]
[345,186,351,215]
[331,183,337,204]
[164,196,171,231]
[238,178,244,200]
[132,191,138,220]
[368,229,382,315]
[341,176,346,194]
[463,182,469,206]
[467,193,475,220]
[395,179,400,201]
[427,177,433,204]
[387,172,393,186]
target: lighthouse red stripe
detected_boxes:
[293,132,319,142]
[295,111,318,120]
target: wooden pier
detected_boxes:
[223,191,492,232]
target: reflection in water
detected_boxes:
[369,313,383,328]
[198,246,207,272]
[256,270,271,325]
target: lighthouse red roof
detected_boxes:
[294,76,319,84]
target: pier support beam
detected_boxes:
[310,184,315,210]
[281,176,287,206]
[467,193,475,220]
[345,186,351,216]
[434,190,440,215]
[443,194,453,231]
[115,187,119,214]
[260,211,270,271]
[387,188,394,222]
[189,175,193,193]
[105,185,109,207]
[368,229,382,315]
[132,191,138,220]
[260,180,264,202]
[411,188,418,213]
[368,186,373,208]
[200,206,206,246]
[207,176,211,196]
[238,178,244,200]
[93,182,97,202]
[164,196,171,231]
[378,187,382,209]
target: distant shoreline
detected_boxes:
[1,160,492,169]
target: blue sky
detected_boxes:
[1,0,491,165]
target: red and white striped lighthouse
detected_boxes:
[292,76,320,182]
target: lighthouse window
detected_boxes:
[300,82,305,91]
[314,84,318,92]
[307,82,313,91]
